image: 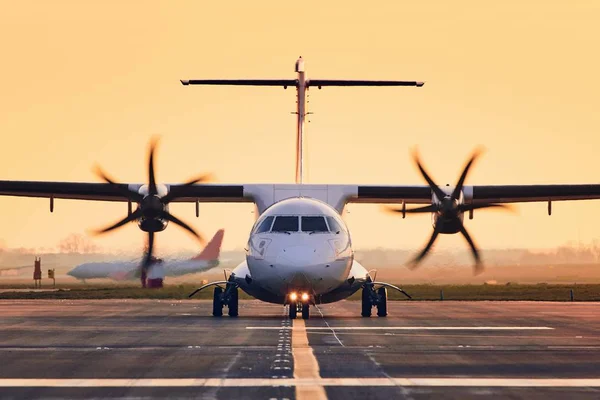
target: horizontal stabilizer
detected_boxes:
[181,79,297,87]
[307,79,424,88]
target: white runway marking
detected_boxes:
[314,305,344,347]
[247,326,555,331]
[1,378,600,388]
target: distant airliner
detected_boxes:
[67,229,224,283]
[1,57,600,319]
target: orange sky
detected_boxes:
[1,1,599,254]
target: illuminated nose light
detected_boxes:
[301,293,309,302]
[289,292,298,301]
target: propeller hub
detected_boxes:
[141,194,164,218]
[440,196,459,216]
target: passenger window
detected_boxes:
[326,216,344,234]
[301,216,329,232]
[272,216,299,232]
[255,216,274,234]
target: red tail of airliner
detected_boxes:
[192,229,225,261]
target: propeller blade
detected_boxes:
[451,148,483,202]
[160,173,215,204]
[93,165,143,202]
[148,137,159,196]
[141,231,155,273]
[92,209,143,235]
[162,211,206,245]
[457,221,484,275]
[93,165,120,185]
[181,173,214,186]
[407,221,443,269]
[388,204,440,214]
[412,149,447,203]
[458,203,514,213]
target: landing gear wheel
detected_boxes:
[377,287,388,317]
[212,287,223,317]
[228,286,239,317]
[289,302,297,319]
[361,287,372,317]
[301,303,310,319]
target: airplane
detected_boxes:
[67,229,224,285]
[2,57,600,319]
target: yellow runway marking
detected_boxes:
[292,318,328,400]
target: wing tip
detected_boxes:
[180,79,190,85]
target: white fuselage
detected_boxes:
[232,197,369,304]
[68,258,219,281]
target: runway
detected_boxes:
[1,300,599,399]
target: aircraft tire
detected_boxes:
[212,287,223,317]
[377,287,388,317]
[361,287,372,317]
[228,287,239,317]
[301,303,310,319]
[289,302,297,319]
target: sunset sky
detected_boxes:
[1,1,599,255]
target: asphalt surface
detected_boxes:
[0,299,599,399]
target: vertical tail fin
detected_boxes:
[192,229,225,261]
[295,56,306,184]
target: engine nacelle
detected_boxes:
[138,217,168,233]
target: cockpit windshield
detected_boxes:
[326,216,344,234]
[271,216,299,232]
[301,216,329,233]
[254,216,274,234]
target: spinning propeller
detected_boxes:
[387,148,512,275]
[91,138,213,276]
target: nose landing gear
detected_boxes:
[287,292,311,319]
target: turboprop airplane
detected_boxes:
[67,229,224,283]
[2,57,600,319]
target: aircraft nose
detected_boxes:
[275,245,318,268]
[272,244,349,294]
[67,266,82,278]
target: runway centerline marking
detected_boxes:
[247,326,555,331]
[292,318,327,400]
[1,378,600,388]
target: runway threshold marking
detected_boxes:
[247,326,555,331]
[292,318,327,400]
[2,378,600,388]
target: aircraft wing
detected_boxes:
[351,184,600,205]
[3,181,600,208]
[0,181,250,203]
[0,181,130,202]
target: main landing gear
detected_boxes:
[212,284,238,317]
[362,285,387,317]
[288,292,311,320]
[361,281,413,317]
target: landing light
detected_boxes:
[289,292,298,301]
[301,293,309,302]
